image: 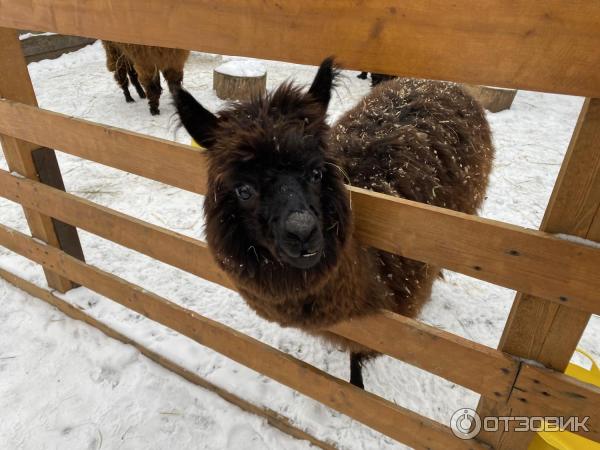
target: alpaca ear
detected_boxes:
[307,56,340,111]
[173,88,218,148]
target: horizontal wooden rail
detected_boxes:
[2,136,599,316]
[0,99,206,194]
[509,364,600,442]
[350,187,600,314]
[0,168,518,399]
[329,312,518,400]
[0,267,336,450]
[0,168,233,290]
[3,222,600,443]
[2,172,600,423]
[0,1,599,96]
[0,223,485,450]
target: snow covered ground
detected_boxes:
[0,41,598,450]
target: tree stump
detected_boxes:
[462,84,518,113]
[213,60,267,101]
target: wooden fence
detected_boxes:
[0,2,599,449]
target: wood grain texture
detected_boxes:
[0,27,72,292]
[0,169,520,400]
[477,98,600,449]
[0,99,207,194]
[0,224,487,450]
[349,186,600,314]
[31,147,85,264]
[1,103,600,313]
[329,310,518,400]
[0,267,337,450]
[0,168,233,290]
[0,1,599,96]
[509,364,600,442]
[213,70,266,101]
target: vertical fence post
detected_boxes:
[476,97,600,449]
[0,27,83,292]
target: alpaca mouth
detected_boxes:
[279,247,322,269]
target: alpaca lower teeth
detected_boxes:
[302,252,318,257]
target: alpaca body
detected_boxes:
[102,41,190,115]
[173,60,493,387]
[234,78,493,343]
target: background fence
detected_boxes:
[0,1,599,449]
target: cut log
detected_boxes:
[213,60,266,101]
[462,84,518,113]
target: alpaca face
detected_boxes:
[175,58,351,281]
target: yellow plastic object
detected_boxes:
[191,139,204,149]
[528,349,600,450]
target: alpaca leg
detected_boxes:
[357,71,368,80]
[139,69,162,115]
[162,67,184,94]
[127,64,146,99]
[350,352,365,389]
[114,61,134,103]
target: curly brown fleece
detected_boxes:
[102,41,189,115]
[174,60,494,387]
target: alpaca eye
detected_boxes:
[309,168,323,184]
[235,184,255,201]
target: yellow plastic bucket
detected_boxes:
[528,349,600,450]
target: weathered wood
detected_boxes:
[477,98,600,449]
[213,67,266,101]
[0,26,73,292]
[3,171,600,419]
[509,364,600,442]
[0,169,520,399]
[0,1,599,97]
[0,224,486,450]
[0,99,207,194]
[0,168,233,290]
[329,310,519,400]
[349,186,600,314]
[0,267,337,450]
[20,33,96,63]
[31,147,85,264]
[1,104,600,313]
[462,84,517,113]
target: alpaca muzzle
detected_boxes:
[278,210,323,269]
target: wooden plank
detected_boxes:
[477,98,600,449]
[509,364,600,442]
[0,168,233,290]
[0,224,487,450]
[0,1,599,96]
[20,33,96,63]
[1,103,600,313]
[0,168,521,400]
[349,186,600,314]
[0,26,72,292]
[329,310,518,400]
[31,147,85,264]
[1,177,598,422]
[0,267,337,450]
[0,99,207,194]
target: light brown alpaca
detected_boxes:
[102,41,190,115]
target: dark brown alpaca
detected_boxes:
[102,41,190,115]
[174,58,494,389]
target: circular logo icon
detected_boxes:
[450,408,481,440]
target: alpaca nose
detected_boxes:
[284,211,317,243]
